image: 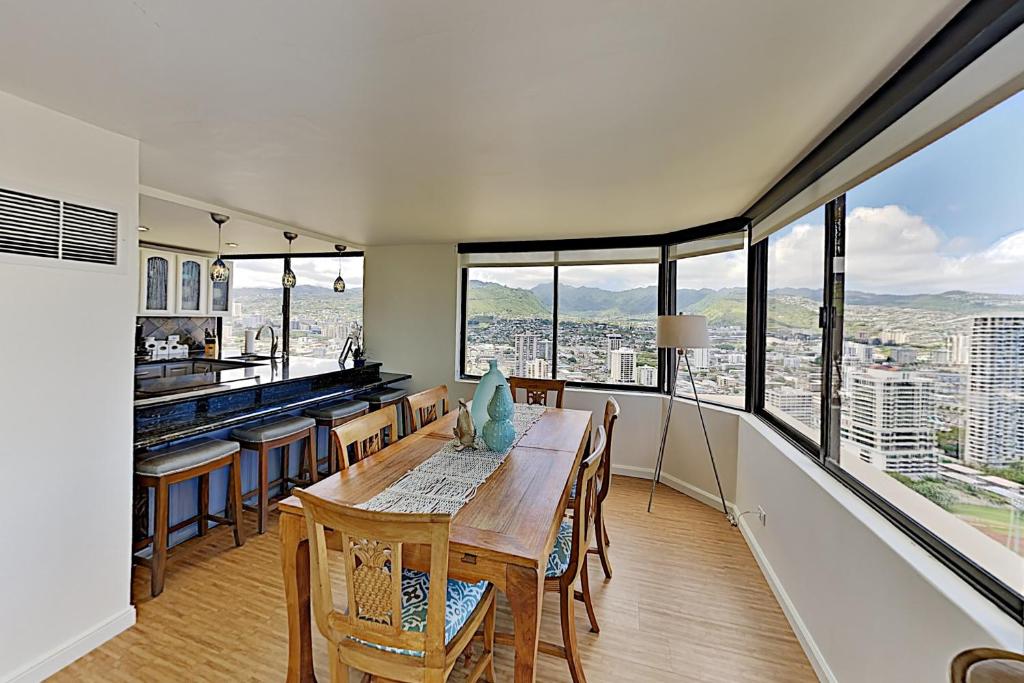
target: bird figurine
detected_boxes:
[453,399,477,450]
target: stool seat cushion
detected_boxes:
[136,439,239,476]
[352,568,489,658]
[231,415,316,443]
[305,399,370,421]
[361,388,408,403]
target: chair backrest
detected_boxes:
[565,425,606,582]
[596,397,620,504]
[331,404,399,467]
[951,648,1024,683]
[404,385,449,434]
[292,488,452,670]
[508,377,566,408]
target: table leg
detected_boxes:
[280,512,317,683]
[506,564,543,683]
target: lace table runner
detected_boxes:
[356,404,547,515]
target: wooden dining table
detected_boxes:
[277,405,592,683]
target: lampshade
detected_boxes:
[656,315,710,349]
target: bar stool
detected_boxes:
[133,439,246,598]
[230,415,317,535]
[303,399,369,474]
[360,387,409,438]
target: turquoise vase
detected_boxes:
[482,382,516,452]
[471,359,506,434]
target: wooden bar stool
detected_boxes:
[303,399,369,474]
[133,439,245,598]
[230,415,317,535]
[360,387,409,438]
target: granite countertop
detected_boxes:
[134,355,381,406]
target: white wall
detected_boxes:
[0,91,139,682]
[735,415,1021,683]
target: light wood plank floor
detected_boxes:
[53,476,816,682]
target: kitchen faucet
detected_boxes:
[255,324,278,358]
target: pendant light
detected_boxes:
[209,213,230,282]
[333,244,347,292]
[281,231,297,288]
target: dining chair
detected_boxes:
[292,490,497,683]
[330,404,399,469]
[506,424,605,683]
[405,385,449,434]
[508,377,566,408]
[951,648,1024,682]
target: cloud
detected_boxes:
[232,257,364,289]
[768,204,1024,295]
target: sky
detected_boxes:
[232,256,364,289]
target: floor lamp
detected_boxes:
[648,315,734,525]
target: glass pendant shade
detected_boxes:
[333,275,346,292]
[210,257,229,283]
[281,230,298,288]
[282,267,296,288]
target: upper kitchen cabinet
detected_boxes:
[175,254,208,315]
[207,259,233,317]
[138,248,177,315]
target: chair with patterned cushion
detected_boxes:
[508,377,566,408]
[331,404,400,468]
[952,648,1024,683]
[405,385,449,434]
[291,489,497,683]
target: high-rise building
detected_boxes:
[844,341,873,363]
[606,334,623,371]
[688,347,710,370]
[637,365,657,387]
[840,366,937,477]
[526,358,550,379]
[947,333,971,366]
[609,347,636,384]
[765,387,818,430]
[514,333,539,376]
[964,315,1024,468]
[538,340,553,361]
[882,329,909,345]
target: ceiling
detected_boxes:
[0,1,964,246]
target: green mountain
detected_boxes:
[467,280,550,318]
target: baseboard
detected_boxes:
[611,464,738,517]
[4,606,136,683]
[737,517,835,683]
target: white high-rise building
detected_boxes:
[514,333,539,376]
[688,347,710,370]
[765,387,818,430]
[636,365,657,387]
[609,347,637,384]
[526,358,550,379]
[964,315,1024,468]
[947,333,971,366]
[538,340,553,361]
[606,334,623,371]
[840,366,937,477]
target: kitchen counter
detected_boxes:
[134,356,410,449]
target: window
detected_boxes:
[671,233,748,407]
[556,264,659,386]
[763,206,826,442]
[836,91,1024,595]
[464,267,554,378]
[223,258,284,354]
[288,256,364,358]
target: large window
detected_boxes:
[763,207,825,441]
[224,258,284,354]
[288,256,364,358]
[836,91,1024,595]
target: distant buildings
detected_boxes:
[526,358,550,379]
[609,347,637,384]
[947,333,971,366]
[514,333,539,376]
[841,366,937,477]
[637,365,657,387]
[765,387,818,429]
[605,334,622,371]
[964,315,1024,468]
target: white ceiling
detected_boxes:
[0,0,963,246]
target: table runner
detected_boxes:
[356,404,547,515]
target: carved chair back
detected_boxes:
[508,377,566,408]
[331,404,399,467]
[565,424,606,583]
[596,397,620,503]
[404,385,449,434]
[292,489,453,672]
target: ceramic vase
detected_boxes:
[482,381,516,452]
[471,359,506,433]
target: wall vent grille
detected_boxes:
[0,187,118,265]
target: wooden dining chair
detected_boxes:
[590,397,619,579]
[292,490,497,683]
[951,648,1024,682]
[498,424,605,682]
[330,404,399,469]
[405,385,449,434]
[508,377,566,408]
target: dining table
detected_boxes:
[277,404,593,683]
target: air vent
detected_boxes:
[0,186,118,266]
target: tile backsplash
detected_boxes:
[139,317,215,349]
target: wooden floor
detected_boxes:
[53,476,817,682]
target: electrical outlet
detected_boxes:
[757,506,767,527]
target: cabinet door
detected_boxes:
[207,259,233,317]
[175,255,208,315]
[138,248,177,315]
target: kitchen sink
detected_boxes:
[228,354,277,361]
